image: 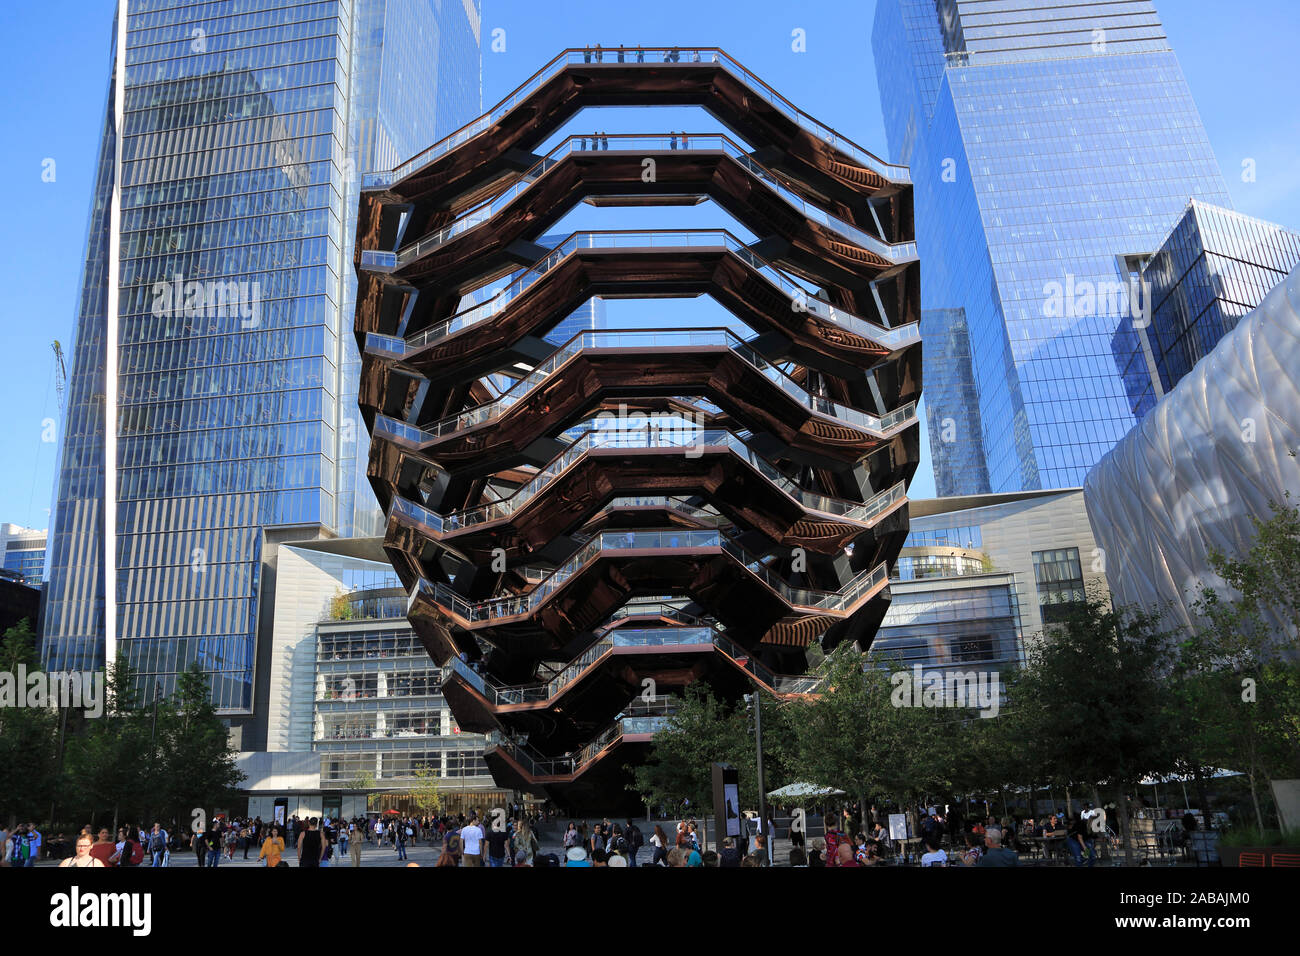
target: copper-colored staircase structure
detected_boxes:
[355,48,921,813]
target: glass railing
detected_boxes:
[397,230,919,353]
[448,656,489,695]
[381,424,911,537]
[389,488,723,542]
[490,714,672,779]
[360,249,397,271]
[364,48,908,189]
[384,134,914,269]
[604,496,727,527]
[603,600,705,627]
[409,526,891,625]
[450,618,796,704]
[392,205,494,269]
[365,331,407,355]
[451,629,714,707]
[775,674,827,694]
[380,424,910,538]
[410,327,910,440]
[620,716,670,735]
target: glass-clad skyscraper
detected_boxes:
[43,0,481,718]
[873,0,1231,493]
[1113,201,1300,420]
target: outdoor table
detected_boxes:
[1040,832,1067,863]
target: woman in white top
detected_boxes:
[920,840,948,867]
[650,824,669,866]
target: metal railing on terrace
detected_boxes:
[395,327,909,441]
[383,134,915,269]
[487,714,672,779]
[448,624,793,709]
[368,230,918,352]
[603,599,708,627]
[362,48,909,190]
[407,526,890,625]
[379,422,910,534]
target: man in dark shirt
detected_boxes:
[626,820,643,867]
[485,827,510,867]
[719,837,742,867]
[298,817,324,868]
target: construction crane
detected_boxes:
[52,340,67,413]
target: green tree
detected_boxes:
[1011,600,1181,860]
[328,591,355,621]
[156,664,244,829]
[64,653,152,832]
[789,644,953,827]
[1192,496,1300,784]
[0,620,60,823]
[630,683,795,814]
[409,766,443,817]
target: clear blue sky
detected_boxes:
[1,0,1297,529]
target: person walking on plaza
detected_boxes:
[202,823,222,868]
[625,819,643,867]
[350,825,363,867]
[25,823,42,866]
[440,826,463,866]
[485,822,508,867]
[460,813,484,867]
[6,825,28,867]
[516,819,540,866]
[148,823,169,867]
[298,817,325,868]
[259,826,285,868]
[650,824,668,866]
[395,822,408,861]
[86,828,112,867]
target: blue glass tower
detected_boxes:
[1113,201,1300,420]
[873,0,1231,493]
[42,0,482,720]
